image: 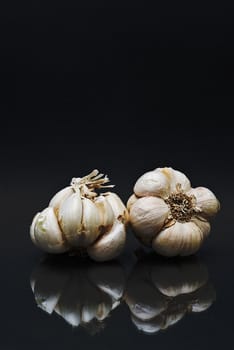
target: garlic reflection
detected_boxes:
[31,256,125,334]
[125,254,216,334]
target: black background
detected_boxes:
[1,1,233,349]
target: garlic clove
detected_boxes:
[87,220,126,262]
[49,186,74,213]
[152,221,203,257]
[172,169,191,192]
[80,197,102,247]
[129,196,169,240]
[127,194,138,211]
[94,195,115,232]
[189,186,220,218]
[30,212,40,244]
[33,207,69,253]
[161,168,191,193]
[134,170,170,198]
[58,191,83,247]
[191,216,211,240]
[104,192,129,223]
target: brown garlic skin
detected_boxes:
[30,257,125,332]
[30,170,128,261]
[125,254,216,334]
[127,167,220,257]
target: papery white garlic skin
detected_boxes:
[79,197,102,246]
[87,221,126,262]
[134,170,170,198]
[94,195,115,231]
[152,221,203,257]
[49,186,74,213]
[58,191,84,246]
[128,167,220,257]
[30,170,127,261]
[130,197,169,238]
[191,217,211,240]
[188,187,220,217]
[32,207,69,253]
[104,192,129,223]
[158,167,191,193]
[127,194,138,211]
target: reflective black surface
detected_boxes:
[1,142,233,349]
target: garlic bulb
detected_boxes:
[30,170,128,261]
[128,167,220,256]
[125,255,216,334]
[31,257,125,332]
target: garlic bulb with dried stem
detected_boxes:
[127,167,220,257]
[30,170,128,261]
